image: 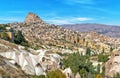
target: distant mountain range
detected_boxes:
[61,23,120,38]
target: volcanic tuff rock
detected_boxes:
[9,13,120,54]
[105,51,120,77]
[0,38,61,76]
[24,12,44,24]
[0,39,26,78]
[0,49,61,76]
[0,55,26,78]
[1,12,120,77]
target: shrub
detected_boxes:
[47,69,66,78]
[14,30,29,47]
[63,53,95,75]
[86,47,91,56]
[96,74,103,78]
[113,73,120,78]
[1,32,10,40]
[32,75,46,78]
[98,54,109,63]
[14,30,26,44]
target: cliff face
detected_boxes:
[0,55,26,78]
[24,12,44,24]
[0,39,61,76]
[105,51,120,77]
[1,12,120,77]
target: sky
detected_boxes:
[0,0,120,25]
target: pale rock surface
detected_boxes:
[75,72,81,78]
[0,49,61,76]
[0,55,26,78]
[63,67,74,78]
[105,51,120,77]
[24,12,44,24]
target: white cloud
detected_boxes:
[45,17,94,25]
[71,0,94,4]
[7,11,26,14]
[59,0,94,5]
[73,17,94,21]
[0,18,18,21]
[82,5,108,13]
[0,17,23,23]
[46,19,73,25]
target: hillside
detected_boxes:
[8,13,120,54]
[0,34,61,77]
[61,23,120,38]
[0,12,120,78]
[0,39,27,77]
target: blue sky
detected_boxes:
[0,0,120,25]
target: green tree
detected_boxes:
[63,53,95,75]
[86,47,91,56]
[0,25,6,31]
[97,64,100,74]
[101,66,105,76]
[110,46,113,52]
[14,30,26,44]
[113,73,120,78]
[47,69,66,78]
[98,54,109,63]
[14,30,29,47]
[80,68,86,78]
[1,32,10,40]
[102,47,104,53]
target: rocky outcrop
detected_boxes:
[9,13,120,54]
[24,12,44,24]
[0,49,61,76]
[63,67,74,78]
[1,12,120,77]
[75,73,81,78]
[105,51,120,77]
[0,55,27,78]
[0,39,61,76]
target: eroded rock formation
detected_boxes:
[0,50,61,76]
[105,51,120,77]
[24,12,44,24]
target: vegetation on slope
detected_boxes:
[62,52,105,78]
[32,69,66,78]
[98,54,109,63]
[14,30,29,47]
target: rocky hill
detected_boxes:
[24,12,45,24]
[8,13,120,54]
[61,23,120,38]
[0,39,27,78]
[0,55,27,78]
[1,12,120,77]
[0,36,61,77]
[105,50,120,77]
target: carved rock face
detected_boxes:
[105,52,120,77]
[24,12,43,24]
[0,50,61,76]
[0,55,26,77]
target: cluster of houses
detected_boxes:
[0,24,14,42]
[1,12,120,78]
